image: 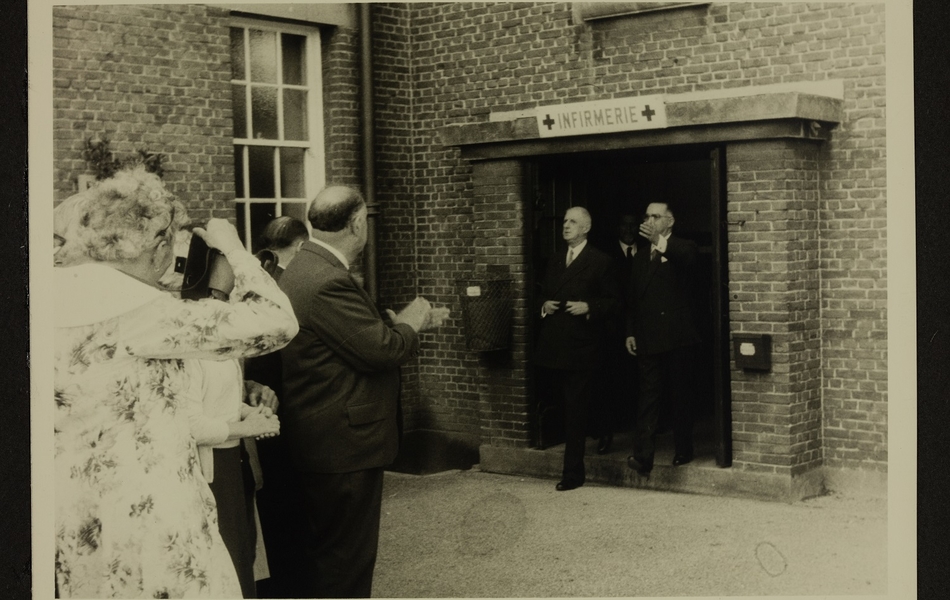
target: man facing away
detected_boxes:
[625,200,700,476]
[535,206,619,491]
[278,185,449,598]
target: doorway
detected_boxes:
[527,144,732,467]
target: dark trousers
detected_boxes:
[208,445,258,599]
[633,345,696,467]
[254,435,310,599]
[592,339,638,436]
[551,368,592,485]
[297,467,385,599]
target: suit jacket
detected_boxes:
[626,234,701,356]
[604,241,640,340]
[534,243,619,371]
[278,241,420,473]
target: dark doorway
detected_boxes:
[527,144,732,467]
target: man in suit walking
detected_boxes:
[279,185,448,598]
[625,201,700,476]
[535,206,620,491]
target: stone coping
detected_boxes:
[440,87,843,151]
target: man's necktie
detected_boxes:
[650,246,658,261]
[626,245,633,262]
[566,248,574,267]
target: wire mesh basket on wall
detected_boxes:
[457,275,513,351]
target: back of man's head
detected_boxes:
[308,186,365,233]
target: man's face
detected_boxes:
[643,202,673,238]
[618,214,638,245]
[562,208,590,245]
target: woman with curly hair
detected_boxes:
[53,166,298,598]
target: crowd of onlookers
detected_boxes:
[53,166,449,598]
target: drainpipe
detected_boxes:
[359,3,379,301]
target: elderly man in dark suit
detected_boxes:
[625,200,701,476]
[536,206,620,491]
[279,185,448,598]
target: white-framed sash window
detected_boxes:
[230,17,324,251]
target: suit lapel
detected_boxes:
[551,244,592,296]
[632,247,660,299]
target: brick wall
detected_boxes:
[52,4,234,222]
[50,2,888,473]
[367,2,887,471]
[726,139,823,476]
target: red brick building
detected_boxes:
[52,2,887,500]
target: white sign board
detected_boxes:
[535,95,667,138]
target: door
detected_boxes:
[528,145,731,466]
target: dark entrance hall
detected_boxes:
[527,145,732,469]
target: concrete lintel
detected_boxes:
[455,120,830,161]
[440,91,842,152]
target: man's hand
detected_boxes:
[420,306,451,332]
[564,301,589,316]
[542,300,560,315]
[245,380,279,413]
[389,296,432,332]
[639,221,659,246]
[193,218,245,255]
[625,336,637,356]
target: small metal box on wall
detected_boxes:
[733,334,772,371]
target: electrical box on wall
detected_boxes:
[733,334,771,371]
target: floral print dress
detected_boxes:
[54,251,298,598]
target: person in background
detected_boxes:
[53,166,298,598]
[534,206,620,491]
[279,185,450,598]
[625,200,700,476]
[160,228,283,599]
[244,215,310,599]
[256,215,309,281]
[592,212,641,455]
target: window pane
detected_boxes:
[282,202,308,225]
[283,89,308,141]
[248,146,275,198]
[231,84,247,139]
[249,29,278,83]
[230,28,245,80]
[251,86,278,140]
[280,147,306,198]
[282,33,306,85]
[233,145,245,198]
[236,202,248,245]
[250,203,278,253]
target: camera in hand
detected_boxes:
[181,232,235,301]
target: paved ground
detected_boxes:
[373,468,888,598]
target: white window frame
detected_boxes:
[230,16,325,250]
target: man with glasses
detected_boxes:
[624,201,700,476]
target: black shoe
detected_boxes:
[672,454,693,467]
[596,432,613,455]
[626,455,652,476]
[555,480,583,491]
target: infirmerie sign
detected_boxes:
[535,96,667,138]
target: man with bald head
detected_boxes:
[535,206,620,491]
[279,185,449,597]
